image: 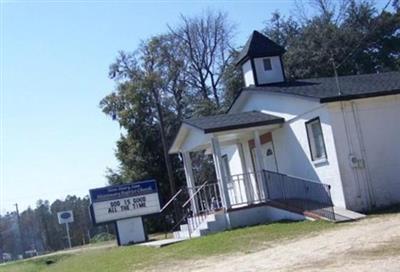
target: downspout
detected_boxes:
[350,101,376,208]
[340,102,364,203]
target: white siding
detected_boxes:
[231,92,347,208]
[221,145,244,176]
[328,95,400,211]
[253,56,284,85]
[242,60,255,87]
[224,90,400,211]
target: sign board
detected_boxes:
[89,179,160,224]
[57,210,74,224]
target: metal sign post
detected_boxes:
[57,210,74,249]
[65,222,72,249]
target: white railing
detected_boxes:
[227,171,266,206]
[187,182,222,213]
[185,182,222,237]
[176,169,337,237]
[187,170,335,218]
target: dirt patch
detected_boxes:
[349,238,400,258]
[156,213,400,272]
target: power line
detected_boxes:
[331,0,393,96]
[335,0,393,70]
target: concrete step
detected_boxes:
[173,230,190,239]
[174,212,228,239]
[199,229,210,236]
[207,217,227,232]
[138,238,186,248]
[180,224,189,231]
[333,206,366,222]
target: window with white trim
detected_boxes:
[263,58,272,71]
[306,117,327,161]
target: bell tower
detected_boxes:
[236,31,286,87]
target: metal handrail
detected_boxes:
[263,169,335,221]
[230,171,258,178]
[182,181,208,208]
[167,209,191,237]
[160,189,183,213]
[264,169,331,186]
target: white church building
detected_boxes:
[169,31,400,238]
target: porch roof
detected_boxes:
[183,111,284,134]
[169,111,284,154]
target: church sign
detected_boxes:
[89,179,160,224]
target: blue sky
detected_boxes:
[0,0,388,214]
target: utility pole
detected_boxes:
[14,203,24,257]
[329,54,342,96]
[0,218,3,262]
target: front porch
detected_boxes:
[171,111,286,211]
[187,170,336,220]
[169,111,353,238]
[171,168,346,239]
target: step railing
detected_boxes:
[160,188,183,213]
[184,181,220,237]
[187,182,222,213]
[163,181,221,239]
[161,187,190,239]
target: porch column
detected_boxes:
[237,142,252,204]
[211,137,231,209]
[253,130,269,200]
[181,152,198,214]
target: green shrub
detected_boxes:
[90,232,115,243]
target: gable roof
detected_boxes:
[230,71,400,108]
[183,111,284,134]
[235,30,286,66]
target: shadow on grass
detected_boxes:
[31,254,70,266]
[225,219,301,232]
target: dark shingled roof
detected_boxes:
[235,30,286,66]
[183,111,284,133]
[242,71,400,103]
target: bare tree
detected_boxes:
[155,34,188,120]
[294,0,351,24]
[170,11,235,109]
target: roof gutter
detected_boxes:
[320,89,400,103]
[203,118,285,134]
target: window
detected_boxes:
[263,58,272,71]
[306,117,327,161]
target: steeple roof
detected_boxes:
[235,30,286,65]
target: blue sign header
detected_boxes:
[89,179,158,203]
[60,212,71,219]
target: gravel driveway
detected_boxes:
[158,212,400,272]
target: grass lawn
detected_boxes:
[0,220,336,272]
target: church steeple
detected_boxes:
[236,31,286,87]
